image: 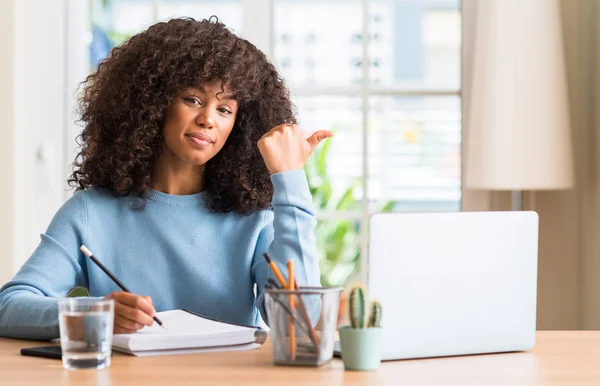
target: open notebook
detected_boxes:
[112,310,265,356]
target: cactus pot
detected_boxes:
[338,326,382,371]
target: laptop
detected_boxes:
[336,211,538,361]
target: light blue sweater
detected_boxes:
[0,169,320,340]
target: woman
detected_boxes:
[0,17,331,340]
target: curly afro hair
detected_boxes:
[69,17,296,214]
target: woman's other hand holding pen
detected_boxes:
[105,291,156,334]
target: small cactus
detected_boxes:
[348,284,382,329]
[367,300,382,328]
[349,285,366,328]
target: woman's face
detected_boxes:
[162,81,238,166]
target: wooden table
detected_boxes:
[2,332,600,385]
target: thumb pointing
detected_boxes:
[307,130,334,150]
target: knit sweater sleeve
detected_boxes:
[0,192,89,340]
[251,169,321,324]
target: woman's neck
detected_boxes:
[151,154,205,195]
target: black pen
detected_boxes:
[80,245,167,330]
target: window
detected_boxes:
[67,0,462,288]
[273,0,462,286]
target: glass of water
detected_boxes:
[58,298,114,370]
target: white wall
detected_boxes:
[0,0,67,284]
[0,1,15,285]
[241,0,273,57]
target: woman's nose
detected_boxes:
[195,109,215,128]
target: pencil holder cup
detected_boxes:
[265,287,342,366]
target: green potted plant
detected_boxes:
[304,127,394,290]
[338,284,382,371]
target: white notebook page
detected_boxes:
[112,310,257,352]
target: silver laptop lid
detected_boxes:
[368,211,538,360]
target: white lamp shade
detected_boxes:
[466,0,574,190]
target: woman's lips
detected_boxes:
[186,133,213,147]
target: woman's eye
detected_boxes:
[218,107,232,114]
[184,97,200,105]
